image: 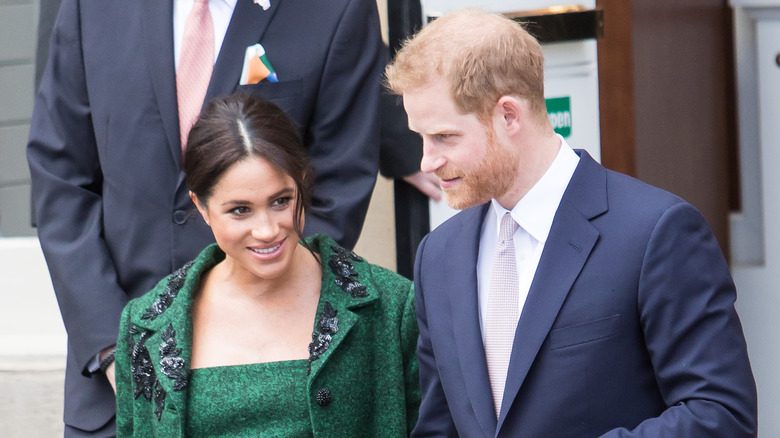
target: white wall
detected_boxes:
[730,3,780,435]
[0,238,66,364]
[0,0,36,237]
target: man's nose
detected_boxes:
[420,140,445,174]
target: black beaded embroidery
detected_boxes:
[307,302,339,375]
[159,324,188,391]
[129,323,188,421]
[328,246,367,298]
[141,261,194,320]
[153,381,167,421]
[130,328,157,402]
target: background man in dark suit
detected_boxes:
[386,8,757,437]
[27,0,383,435]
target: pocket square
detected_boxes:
[240,43,279,85]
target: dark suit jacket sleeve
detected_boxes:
[302,0,383,249]
[602,203,757,437]
[26,0,128,374]
[411,234,459,437]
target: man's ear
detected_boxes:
[495,96,525,136]
[189,191,210,226]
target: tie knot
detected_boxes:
[498,213,518,243]
[195,0,208,5]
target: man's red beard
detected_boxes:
[436,135,517,210]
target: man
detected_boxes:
[27,0,383,435]
[386,8,757,437]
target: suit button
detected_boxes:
[315,388,333,406]
[173,210,188,225]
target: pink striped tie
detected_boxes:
[484,212,520,417]
[177,0,214,149]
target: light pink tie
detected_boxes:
[177,0,214,149]
[484,212,520,416]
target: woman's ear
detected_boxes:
[190,191,210,226]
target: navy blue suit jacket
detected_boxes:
[412,151,757,437]
[27,0,383,431]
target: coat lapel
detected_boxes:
[307,240,379,380]
[205,0,281,101]
[148,309,192,435]
[141,0,181,166]
[131,314,192,436]
[130,251,206,436]
[446,204,498,437]
[497,151,608,430]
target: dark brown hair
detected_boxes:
[184,93,314,245]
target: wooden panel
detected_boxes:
[631,0,733,255]
[596,0,636,176]
[596,0,735,257]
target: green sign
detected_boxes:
[546,97,572,138]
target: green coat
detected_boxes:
[115,235,420,437]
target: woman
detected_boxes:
[114,94,419,436]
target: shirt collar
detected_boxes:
[490,136,580,244]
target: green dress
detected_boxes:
[186,360,313,437]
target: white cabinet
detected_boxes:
[729,2,780,436]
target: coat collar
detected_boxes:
[129,244,222,430]
[304,235,380,379]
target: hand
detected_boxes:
[100,345,117,394]
[402,171,443,202]
[105,362,116,394]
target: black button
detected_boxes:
[173,210,188,224]
[315,388,333,406]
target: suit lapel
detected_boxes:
[446,205,498,437]
[206,0,281,101]
[141,0,181,165]
[496,151,607,429]
[131,312,191,436]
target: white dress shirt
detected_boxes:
[477,137,580,340]
[174,0,238,70]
